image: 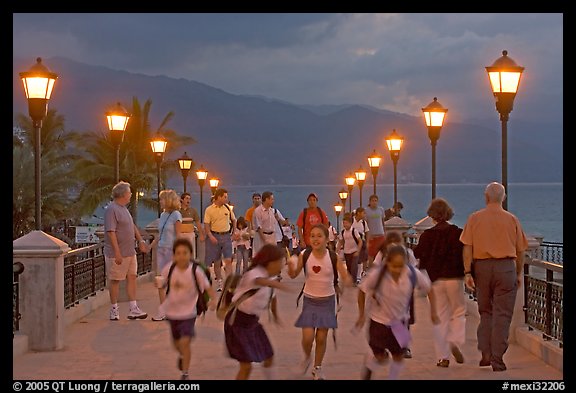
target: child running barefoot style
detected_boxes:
[288,224,353,380]
[224,244,293,380]
[156,238,217,380]
[355,243,431,380]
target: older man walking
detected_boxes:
[460,182,528,372]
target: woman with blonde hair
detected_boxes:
[150,189,183,321]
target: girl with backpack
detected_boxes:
[155,238,217,380]
[355,243,431,380]
[337,213,363,285]
[224,244,292,380]
[287,224,353,380]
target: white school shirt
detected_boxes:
[234,266,273,317]
[233,227,251,249]
[328,225,338,242]
[358,263,431,325]
[302,250,336,297]
[160,263,210,320]
[373,247,419,267]
[353,218,369,239]
[340,227,361,254]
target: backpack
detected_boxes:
[165,261,212,317]
[216,273,260,322]
[340,228,360,247]
[372,262,417,311]
[301,207,328,235]
[296,248,339,307]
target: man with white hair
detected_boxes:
[460,182,528,372]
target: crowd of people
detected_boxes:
[103,181,528,380]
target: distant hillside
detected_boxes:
[13,56,563,185]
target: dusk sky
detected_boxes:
[13,13,563,125]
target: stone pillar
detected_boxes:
[13,231,71,351]
[384,216,412,236]
[145,218,160,274]
[412,215,434,239]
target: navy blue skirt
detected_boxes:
[295,294,337,329]
[224,310,273,363]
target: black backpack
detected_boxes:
[296,248,339,307]
[165,261,212,317]
[340,228,360,247]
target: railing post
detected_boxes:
[545,269,553,340]
[523,262,530,325]
[13,231,70,351]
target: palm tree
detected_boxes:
[73,97,195,224]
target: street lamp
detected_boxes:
[422,97,448,200]
[177,151,193,193]
[19,57,58,230]
[106,102,131,184]
[345,174,356,212]
[486,50,524,210]
[150,132,168,217]
[338,188,348,211]
[385,129,404,209]
[196,165,208,222]
[367,150,382,197]
[209,177,220,195]
[334,202,344,232]
[354,166,367,208]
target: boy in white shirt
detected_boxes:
[353,207,370,282]
[337,213,363,284]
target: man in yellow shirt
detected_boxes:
[204,188,236,291]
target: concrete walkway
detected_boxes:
[13,268,563,381]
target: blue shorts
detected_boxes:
[168,318,196,340]
[205,233,233,266]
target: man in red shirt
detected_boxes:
[296,193,329,249]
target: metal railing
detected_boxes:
[13,262,25,337]
[64,236,154,309]
[523,257,563,346]
[535,241,563,265]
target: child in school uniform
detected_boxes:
[356,243,431,380]
[156,238,217,380]
[224,243,292,380]
[336,213,363,285]
[232,216,252,274]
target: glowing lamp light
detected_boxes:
[486,50,524,95]
[422,97,448,128]
[386,129,404,153]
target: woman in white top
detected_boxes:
[356,244,432,380]
[150,189,183,321]
[288,224,353,380]
[224,244,292,380]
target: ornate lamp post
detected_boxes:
[177,151,193,193]
[338,188,348,211]
[367,150,382,197]
[486,50,524,210]
[345,174,356,212]
[422,97,448,200]
[385,129,404,209]
[19,57,58,230]
[150,132,168,217]
[334,202,344,232]
[196,165,208,222]
[209,177,220,195]
[354,166,367,208]
[106,102,131,184]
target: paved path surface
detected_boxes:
[13,268,563,381]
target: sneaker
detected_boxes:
[181,373,189,380]
[294,357,311,375]
[361,366,372,380]
[312,366,325,380]
[109,307,119,321]
[403,348,412,359]
[151,313,166,321]
[216,279,223,292]
[356,278,361,285]
[127,306,148,320]
[450,345,464,364]
[436,359,450,368]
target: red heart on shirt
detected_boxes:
[312,265,321,273]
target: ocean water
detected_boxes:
[136,183,563,243]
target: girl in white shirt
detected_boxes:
[232,217,251,274]
[288,224,353,380]
[224,243,292,380]
[356,244,431,380]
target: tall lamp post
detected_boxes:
[354,167,367,208]
[338,189,348,212]
[19,57,58,230]
[385,129,404,209]
[334,202,343,232]
[209,177,220,195]
[345,174,356,212]
[367,150,382,197]
[422,97,448,200]
[106,102,131,184]
[486,50,524,211]
[150,132,168,217]
[196,165,208,222]
[177,151,193,193]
